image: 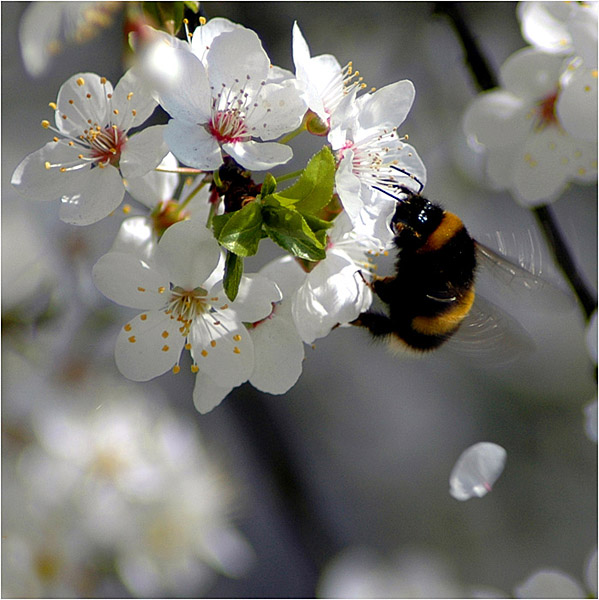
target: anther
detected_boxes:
[191,364,199,373]
[76,77,85,86]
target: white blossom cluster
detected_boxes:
[11,15,426,413]
[463,0,598,206]
[1,364,253,597]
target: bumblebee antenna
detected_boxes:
[390,165,425,193]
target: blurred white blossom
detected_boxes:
[463,47,597,206]
[317,547,466,598]
[19,1,121,77]
[2,369,253,597]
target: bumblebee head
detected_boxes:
[391,191,444,248]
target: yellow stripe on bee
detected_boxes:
[411,287,475,335]
[419,212,464,253]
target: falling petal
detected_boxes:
[449,442,507,501]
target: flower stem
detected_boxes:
[155,166,205,174]
[440,1,597,322]
[279,123,307,145]
[179,178,207,210]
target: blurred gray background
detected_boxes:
[2,2,597,597]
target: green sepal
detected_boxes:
[223,251,244,301]
[271,146,336,214]
[260,173,277,198]
[213,202,263,257]
[263,205,327,262]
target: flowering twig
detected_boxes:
[437,1,597,321]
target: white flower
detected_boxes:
[292,22,365,132]
[137,26,307,171]
[11,69,168,225]
[463,47,598,205]
[92,218,281,411]
[330,80,427,247]
[449,442,507,501]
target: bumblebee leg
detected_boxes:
[351,311,395,338]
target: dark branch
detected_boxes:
[533,205,597,320]
[433,2,498,92]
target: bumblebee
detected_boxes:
[352,175,570,354]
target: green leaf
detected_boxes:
[212,212,233,240]
[263,205,326,262]
[272,146,336,214]
[260,173,277,198]
[215,202,263,257]
[223,251,243,301]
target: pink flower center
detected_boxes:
[208,110,248,143]
[86,125,127,166]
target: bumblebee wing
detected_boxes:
[475,242,574,311]
[443,295,535,365]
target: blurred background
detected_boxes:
[2,2,597,597]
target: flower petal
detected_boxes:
[56,72,112,135]
[449,442,506,501]
[11,141,89,202]
[112,67,159,130]
[192,372,233,414]
[190,17,243,63]
[124,153,179,209]
[115,310,185,381]
[463,90,528,148]
[245,82,307,141]
[59,164,125,225]
[164,119,223,170]
[357,80,415,130]
[249,311,305,394]
[109,217,156,262]
[120,125,169,179]
[557,64,598,142]
[500,48,565,101]
[92,251,170,309]
[223,140,292,170]
[157,219,221,290]
[213,273,282,323]
[140,42,212,124]
[206,28,269,94]
[189,311,254,388]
